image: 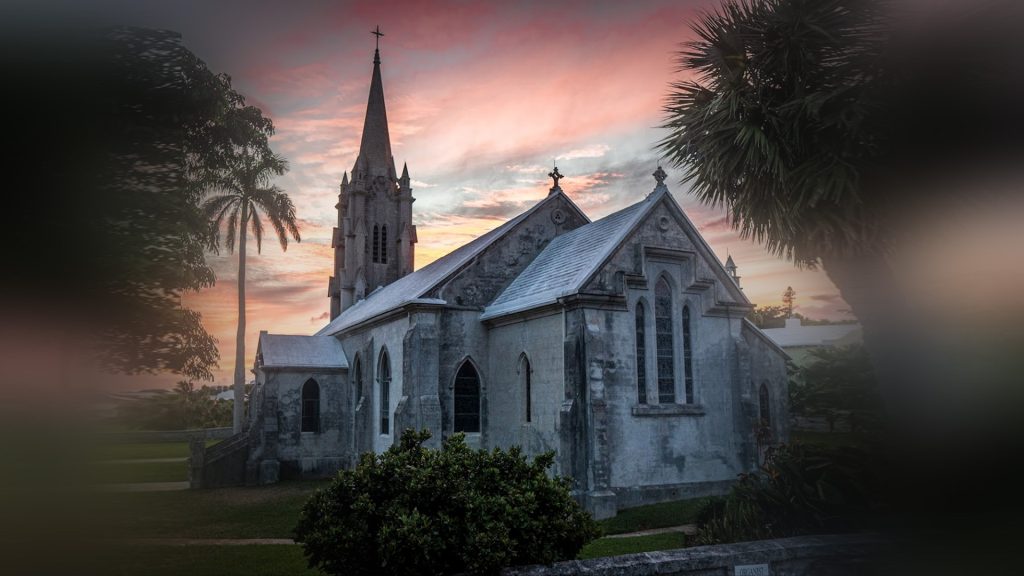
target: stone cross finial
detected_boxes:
[548,166,564,191]
[653,165,667,185]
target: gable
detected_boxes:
[482,186,750,321]
[582,192,750,314]
[428,192,588,308]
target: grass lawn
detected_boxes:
[91,460,188,484]
[103,545,318,576]
[579,532,686,559]
[598,498,707,535]
[92,441,218,461]
[95,480,329,539]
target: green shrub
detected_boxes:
[294,429,600,576]
[693,444,887,545]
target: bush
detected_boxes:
[294,429,600,576]
[693,444,888,545]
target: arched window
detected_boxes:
[635,301,648,404]
[519,354,532,423]
[352,355,363,403]
[682,306,694,404]
[301,379,320,433]
[380,225,388,264]
[372,225,380,263]
[655,278,675,404]
[759,382,771,427]
[454,360,481,433]
[378,349,391,435]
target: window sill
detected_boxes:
[631,404,705,417]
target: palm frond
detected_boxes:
[224,204,239,255]
[249,202,264,254]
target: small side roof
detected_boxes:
[316,191,587,336]
[258,333,348,369]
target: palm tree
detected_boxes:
[657,0,903,404]
[203,151,300,433]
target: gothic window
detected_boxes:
[655,278,676,404]
[519,354,532,423]
[759,382,771,427]
[378,349,391,435]
[372,225,380,263]
[682,306,695,404]
[380,225,388,264]
[454,360,481,433]
[635,301,648,404]
[301,379,320,433]
[352,355,362,403]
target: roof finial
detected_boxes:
[372,25,384,63]
[651,165,669,195]
[653,165,667,185]
[548,166,564,195]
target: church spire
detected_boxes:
[329,26,416,320]
[356,26,395,179]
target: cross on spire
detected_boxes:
[548,166,564,192]
[372,25,384,49]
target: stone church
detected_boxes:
[198,41,790,518]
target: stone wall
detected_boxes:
[486,312,565,464]
[502,534,888,576]
[340,316,410,454]
[251,367,349,481]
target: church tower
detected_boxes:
[329,28,416,319]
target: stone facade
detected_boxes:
[230,44,791,519]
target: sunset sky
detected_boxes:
[79,0,849,388]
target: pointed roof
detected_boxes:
[258,333,348,370]
[316,191,588,336]
[481,193,657,320]
[354,47,394,177]
[482,181,751,321]
[725,254,736,269]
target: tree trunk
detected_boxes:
[232,206,248,433]
[819,252,917,432]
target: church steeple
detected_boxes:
[329,27,416,320]
[355,32,395,180]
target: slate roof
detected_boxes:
[316,192,583,336]
[480,191,656,320]
[258,334,348,369]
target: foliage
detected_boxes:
[295,430,600,576]
[790,345,883,431]
[693,443,887,545]
[748,305,855,329]
[782,286,796,317]
[6,26,278,381]
[658,0,887,264]
[117,382,232,430]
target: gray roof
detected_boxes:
[316,192,584,336]
[761,319,862,348]
[258,334,348,369]
[481,191,656,320]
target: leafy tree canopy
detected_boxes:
[4,26,277,381]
